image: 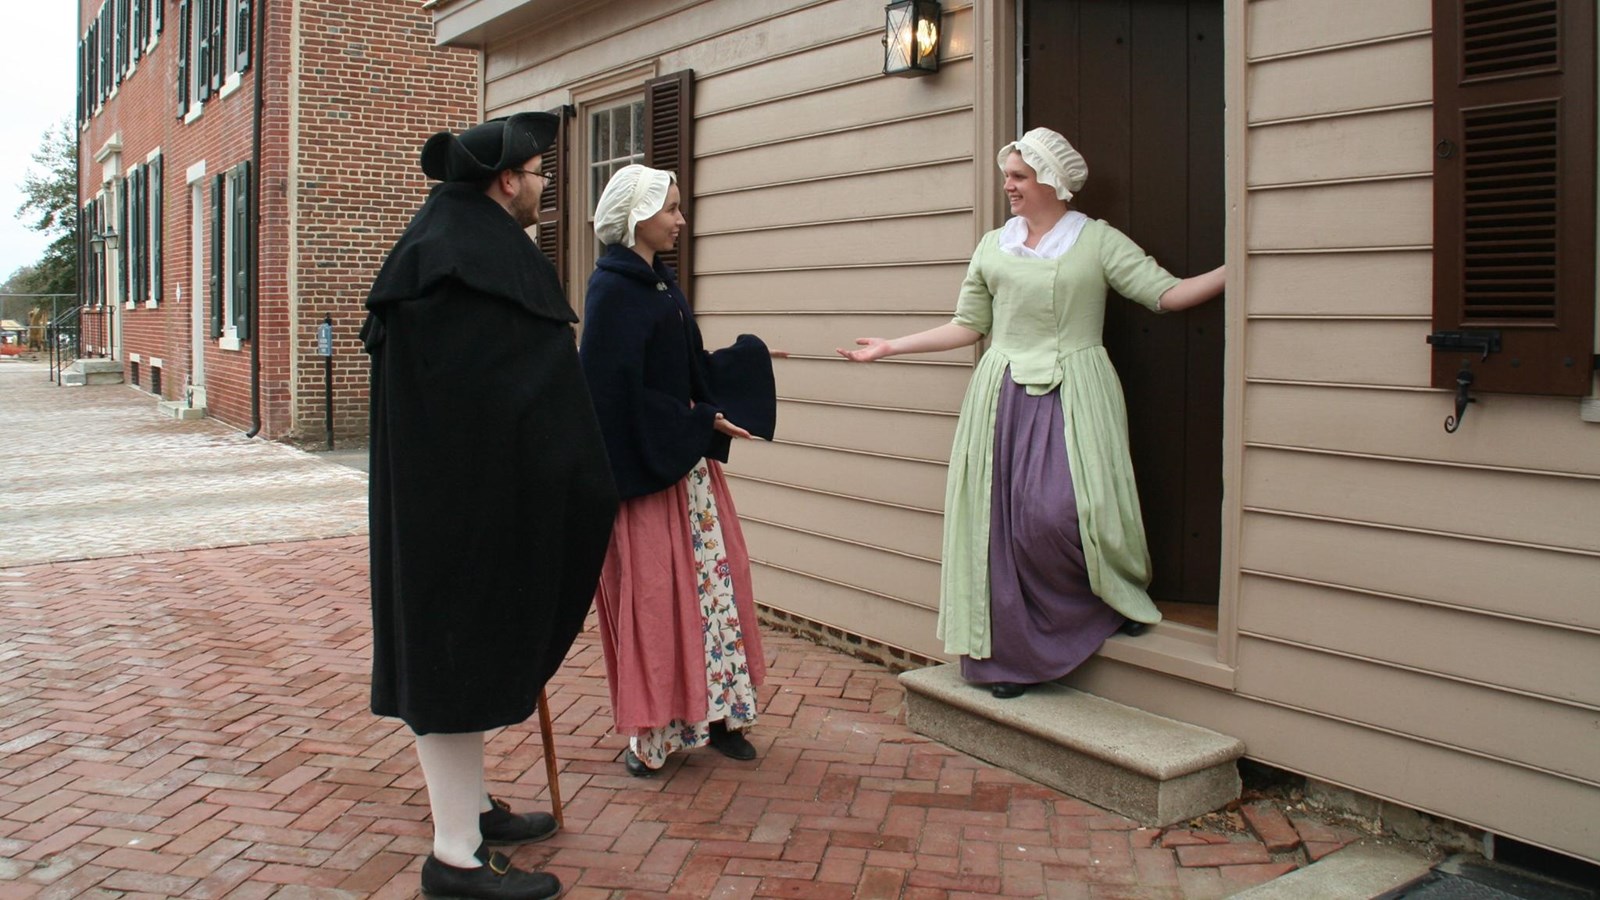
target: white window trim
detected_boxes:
[220,71,242,98]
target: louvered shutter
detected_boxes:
[154,0,162,35]
[210,173,224,337]
[535,104,572,291]
[232,163,251,340]
[151,155,163,303]
[210,0,226,90]
[176,0,190,116]
[131,0,143,61]
[196,0,212,102]
[129,166,143,305]
[644,70,695,301]
[1432,0,1597,396]
[236,0,251,73]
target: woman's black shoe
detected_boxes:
[989,682,1028,699]
[623,748,656,778]
[707,721,757,761]
[1119,620,1149,636]
[420,846,563,899]
[479,795,558,845]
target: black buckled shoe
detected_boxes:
[1119,619,1149,637]
[623,748,656,778]
[989,682,1028,699]
[479,795,558,846]
[707,721,757,761]
[420,845,563,899]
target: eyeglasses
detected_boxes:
[511,168,548,182]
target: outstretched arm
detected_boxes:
[1158,264,1226,312]
[836,322,984,363]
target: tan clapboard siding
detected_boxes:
[772,356,972,413]
[728,475,944,560]
[696,110,974,193]
[1234,638,1600,783]
[694,31,884,114]
[729,440,948,511]
[1247,179,1431,251]
[695,162,974,233]
[696,58,975,155]
[1238,513,1600,630]
[693,262,971,314]
[1247,107,1432,187]
[752,564,946,660]
[697,313,967,364]
[743,519,940,610]
[1246,0,1431,60]
[762,399,958,465]
[1248,251,1430,317]
[1247,36,1430,124]
[697,213,975,272]
[1243,383,1600,476]
[1242,447,1600,553]
[1244,319,1431,387]
[1066,657,1600,861]
[1237,576,1600,708]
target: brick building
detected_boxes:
[76,0,478,442]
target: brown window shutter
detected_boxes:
[1432,0,1597,396]
[536,104,572,292]
[645,69,695,302]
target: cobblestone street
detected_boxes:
[0,363,1355,898]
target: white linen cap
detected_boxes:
[997,127,1088,202]
[593,164,676,247]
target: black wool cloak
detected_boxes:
[578,243,776,501]
[362,182,619,735]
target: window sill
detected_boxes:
[144,300,159,309]
[184,106,203,125]
[124,301,137,310]
[1580,397,1600,424]
[220,73,242,99]
[218,335,241,352]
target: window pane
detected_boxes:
[615,107,631,160]
[631,102,644,157]
[592,111,609,165]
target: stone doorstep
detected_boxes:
[157,399,205,421]
[67,358,124,385]
[1226,840,1435,899]
[900,662,1244,826]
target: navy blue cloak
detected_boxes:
[579,243,776,500]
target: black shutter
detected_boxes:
[176,0,190,116]
[118,181,129,306]
[154,0,162,35]
[645,69,695,301]
[131,0,143,62]
[77,38,85,124]
[117,0,129,84]
[235,0,251,73]
[151,155,163,303]
[231,163,251,340]
[535,104,572,291]
[210,0,226,91]
[210,173,224,337]
[196,0,211,102]
[1432,0,1597,396]
[129,166,143,305]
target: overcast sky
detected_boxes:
[1,4,78,285]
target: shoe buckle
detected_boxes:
[488,852,510,876]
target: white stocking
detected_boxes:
[414,731,485,868]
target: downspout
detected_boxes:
[244,0,267,437]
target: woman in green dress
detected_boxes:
[839,127,1224,698]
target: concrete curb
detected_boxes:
[1226,839,1435,899]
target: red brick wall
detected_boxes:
[287,0,478,445]
[77,0,478,442]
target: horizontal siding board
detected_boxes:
[727,439,948,510]
[1234,638,1600,783]
[753,563,946,659]
[1245,319,1431,387]
[693,263,970,314]
[695,162,974,233]
[1243,383,1600,476]
[1237,576,1600,707]
[696,213,976,271]
[694,32,883,114]
[697,313,968,364]
[762,400,958,464]
[1247,36,1430,123]
[1246,0,1431,60]
[696,111,974,194]
[1242,447,1600,552]
[1066,658,1600,862]
[696,58,975,155]
[769,356,973,413]
[1239,514,1600,630]
[743,520,941,610]
[728,475,944,559]
[1247,107,1432,186]
[1247,179,1431,251]
[1247,251,1430,317]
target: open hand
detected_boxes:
[835,337,891,363]
[714,413,753,440]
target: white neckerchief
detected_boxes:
[998,211,1089,260]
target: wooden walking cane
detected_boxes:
[536,688,563,827]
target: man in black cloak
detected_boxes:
[362,111,618,900]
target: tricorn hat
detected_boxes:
[419,111,560,183]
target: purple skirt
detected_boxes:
[960,372,1126,685]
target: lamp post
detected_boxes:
[883,0,941,77]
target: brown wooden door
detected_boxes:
[1023,0,1225,609]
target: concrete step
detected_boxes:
[68,359,124,385]
[157,400,205,421]
[900,663,1244,826]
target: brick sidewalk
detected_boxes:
[0,537,1355,899]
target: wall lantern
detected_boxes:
[883,0,941,77]
[88,228,120,252]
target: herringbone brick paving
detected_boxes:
[0,538,1353,899]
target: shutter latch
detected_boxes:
[1426,330,1502,433]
